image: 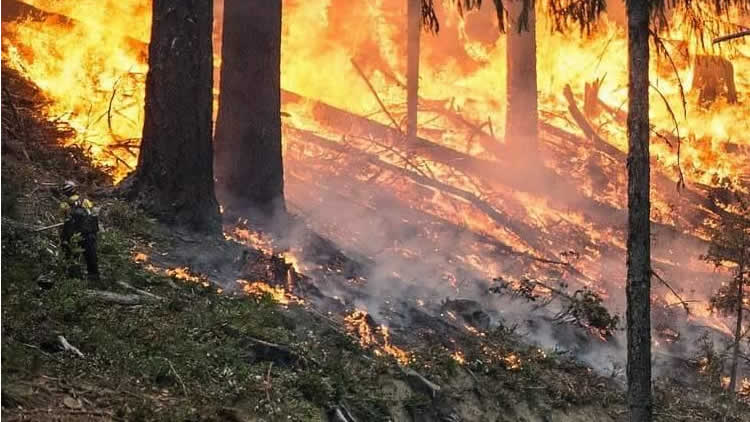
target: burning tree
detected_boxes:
[703,192,750,393]
[128,0,220,232]
[423,0,605,156]
[407,0,421,143]
[626,2,748,419]
[214,0,285,217]
[504,0,539,153]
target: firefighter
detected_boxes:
[58,180,100,282]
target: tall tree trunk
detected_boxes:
[214,0,285,217]
[729,268,744,392]
[406,0,421,142]
[626,0,652,420]
[132,0,219,232]
[504,0,538,155]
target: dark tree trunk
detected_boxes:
[214,0,285,217]
[626,0,652,421]
[406,0,421,142]
[729,267,744,392]
[132,0,219,232]
[504,0,538,154]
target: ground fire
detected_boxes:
[2,0,750,420]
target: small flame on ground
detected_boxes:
[227,226,274,255]
[237,279,301,305]
[463,324,486,337]
[167,267,204,284]
[345,310,376,346]
[451,350,466,364]
[282,249,307,274]
[345,310,410,365]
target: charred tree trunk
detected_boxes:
[406,0,421,143]
[626,1,652,421]
[729,266,744,392]
[504,0,538,155]
[214,0,285,217]
[131,0,219,232]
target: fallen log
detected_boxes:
[243,335,318,367]
[83,289,157,305]
[402,367,442,398]
[116,281,165,301]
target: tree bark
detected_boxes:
[214,0,285,217]
[729,267,744,392]
[406,0,421,143]
[626,1,652,421]
[504,0,538,155]
[132,0,220,232]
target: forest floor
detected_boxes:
[2,64,749,422]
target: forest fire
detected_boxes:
[2,0,750,404]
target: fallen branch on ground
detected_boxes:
[116,280,165,301]
[402,367,441,398]
[58,336,84,358]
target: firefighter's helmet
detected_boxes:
[61,180,78,197]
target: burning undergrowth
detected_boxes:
[5,56,750,421]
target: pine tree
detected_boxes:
[214,0,285,218]
[703,191,750,393]
[129,0,220,232]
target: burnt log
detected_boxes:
[402,367,442,399]
[440,298,491,332]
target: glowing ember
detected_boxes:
[502,353,522,370]
[132,252,149,263]
[463,324,486,337]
